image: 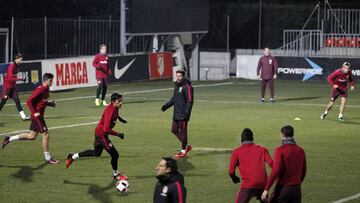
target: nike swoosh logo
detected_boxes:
[114,58,136,79]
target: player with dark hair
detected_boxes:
[257,47,278,103]
[93,44,112,106]
[229,128,273,203]
[261,125,306,203]
[0,53,30,121]
[2,73,60,164]
[320,62,355,121]
[66,93,128,181]
[161,70,194,159]
[154,157,186,203]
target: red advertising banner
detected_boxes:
[148,52,173,80]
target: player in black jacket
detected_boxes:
[154,157,186,203]
[161,70,194,159]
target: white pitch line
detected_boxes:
[192,147,233,152]
[2,82,234,105]
[0,121,98,136]
[332,192,360,203]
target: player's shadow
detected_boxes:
[0,162,47,182]
[276,96,320,102]
[194,150,232,157]
[126,99,164,104]
[327,119,360,125]
[63,179,115,203]
[177,158,195,174]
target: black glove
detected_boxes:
[230,175,240,184]
[118,116,127,124]
[48,100,56,107]
[161,105,168,112]
[118,133,125,139]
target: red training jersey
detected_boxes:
[95,104,119,137]
[327,68,355,91]
[229,143,273,189]
[4,63,22,88]
[92,53,111,79]
[257,55,278,80]
[265,144,306,190]
[26,84,51,118]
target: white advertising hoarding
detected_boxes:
[41,57,97,91]
[236,55,261,80]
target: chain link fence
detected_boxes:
[1,17,151,61]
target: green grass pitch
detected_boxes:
[0,79,359,203]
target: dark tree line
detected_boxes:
[1,0,359,49]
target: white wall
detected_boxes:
[199,52,230,80]
[236,55,261,80]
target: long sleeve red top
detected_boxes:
[95,104,119,137]
[327,68,355,91]
[229,143,273,189]
[256,55,278,80]
[26,84,50,118]
[4,63,22,88]
[265,144,306,191]
[92,54,111,79]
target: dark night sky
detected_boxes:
[1,0,360,19]
[1,0,359,49]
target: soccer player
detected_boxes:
[161,70,194,159]
[2,73,60,164]
[320,62,355,121]
[93,44,112,106]
[0,53,30,121]
[257,47,278,103]
[261,125,306,203]
[229,128,273,203]
[66,93,128,181]
[153,157,186,203]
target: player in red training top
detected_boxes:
[66,93,128,181]
[93,44,112,107]
[229,128,273,203]
[0,53,30,121]
[257,47,278,103]
[2,73,60,164]
[261,125,306,203]
[320,62,355,121]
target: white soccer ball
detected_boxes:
[116,180,129,193]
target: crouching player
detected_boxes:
[66,93,128,181]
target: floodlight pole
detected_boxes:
[120,0,126,54]
[258,0,262,49]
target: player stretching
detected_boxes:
[66,93,128,181]
[320,62,355,121]
[161,70,194,159]
[0,54,30,121]
[2,73,60,164]
[93,44,112,106]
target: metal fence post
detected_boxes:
[44,16,47,59]
[78,16,81,56]
[11,17,14,61]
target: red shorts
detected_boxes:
[30,117,48,133]
[1,87,18,99]
[330,88,347,101]
[94,136,112,150]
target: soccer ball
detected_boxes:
[115,180,129,193]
